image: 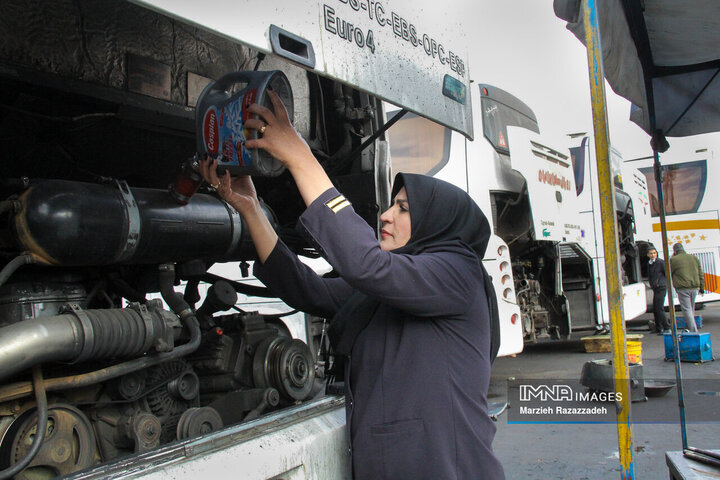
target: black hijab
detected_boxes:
[391,173,491,257]
[329,173,500,363]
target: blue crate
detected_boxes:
[675,315,703,329]
[664,332,713,363]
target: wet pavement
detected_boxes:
[489,303,720,479]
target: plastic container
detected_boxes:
[664,332,713,363]
[196,70,294,177]
[627,340,642,364]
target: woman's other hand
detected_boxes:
[199,157,259,216]
[198,156,278,263]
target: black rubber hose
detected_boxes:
[159,264,190,315]
[0,253,35,287]
[0,366,48,480]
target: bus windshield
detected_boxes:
[640,160,707,216]
[386,112,451,175]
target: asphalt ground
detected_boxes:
[489,302,720,479]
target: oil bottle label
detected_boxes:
[202,88,257,168]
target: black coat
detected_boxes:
[255,179,504,480]
[648,258,667,289]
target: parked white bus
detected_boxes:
[387,85,649,344]
[626,140,720,307]
[569,135,651,326]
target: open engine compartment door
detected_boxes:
[132,0,473,138]
[507,126,583,243]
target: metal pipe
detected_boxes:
[0,314,201,402]
[0,318,200,402]
[582,1,635,478]
[0,314,84,378]
[0,306,174,382]
[0,291,201,403]
[653,146,689,450]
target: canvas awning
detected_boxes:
[554,0,720,141]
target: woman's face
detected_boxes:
[379,187,412,251]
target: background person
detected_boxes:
[669,243,705,332]
[199,90,504,480]
[647,246,669,334]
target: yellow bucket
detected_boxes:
[627,341,642,364]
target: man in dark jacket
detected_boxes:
[647,246,669,334]
[670,243,705,332]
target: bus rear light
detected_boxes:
[597,294,601,301]
[497,245,507,256]
[501,274,511,285]
[511,313,519,324]
[500,261,510,272]
[503,288,512,299]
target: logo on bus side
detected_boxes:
[538,169,571,191]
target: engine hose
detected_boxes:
[0,253,35,287]
[0,366,48,480]
[0,319,200,402]
[0,306,172,381]
[515,287,531,297]
[0,265,201,403]
[159,264,190,317]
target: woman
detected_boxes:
[200,90,504,479]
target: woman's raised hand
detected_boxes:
[199,157,259,216]
[244,90,316,170]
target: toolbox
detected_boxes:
[664,332,713,363]
[674,315,703,330]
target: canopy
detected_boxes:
[554,0,720,140]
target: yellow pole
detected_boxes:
[582,1,635,478]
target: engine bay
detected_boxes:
[0,1,388,477]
